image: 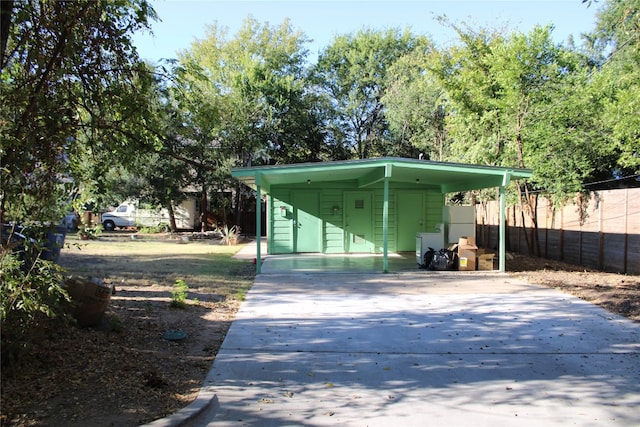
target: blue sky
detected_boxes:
[132,0,602,64]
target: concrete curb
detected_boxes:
[141,386,217,427]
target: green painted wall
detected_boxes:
[268,180,444,254]
[269,194,293,254]
[321,188,345,253]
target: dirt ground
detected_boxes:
[507,253,640,322]
[1,236,638,426]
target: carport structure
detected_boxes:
[232,157,532,273]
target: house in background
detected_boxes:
[231,157,532,273]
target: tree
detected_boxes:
[173,17,320,228]
[314,28,429,159]
[431,23,610,254]
[0,0,159,226]
[100,150,190,232]
[0,0,158,359]
[382,48,447,160]
[588,0,640,173]
[182,17,322,164]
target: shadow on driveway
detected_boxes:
[181,272,640,427]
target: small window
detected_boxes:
[354,199,365,209]
[117,205,127,213]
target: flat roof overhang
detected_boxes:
[232,157,532,194]
[231,157,533,274]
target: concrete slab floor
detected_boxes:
[257,252,436,274]
[234,238,482,275]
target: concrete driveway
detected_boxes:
[159,264,640,426]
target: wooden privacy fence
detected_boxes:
[475,188,640,274]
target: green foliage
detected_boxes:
[235,289,247,301]
[89,75,193,230]
[174,17,320,166]
[161,17,323,227]
[314,28,430,159]
[137,223,170,234]
[0,0,157,363]
[0,0,159,225]
[1,234,70,363]
[108,315,124,333]
[79,224,103,240]
[424,21,623,254]
[588,0,640,172]
[430,23,613,201]
[382,48,447,160]
[170,279,189,309]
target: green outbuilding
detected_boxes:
[231,157,532,273]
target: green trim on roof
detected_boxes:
[232,157,532,194]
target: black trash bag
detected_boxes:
[420,247,436,269]
[427,248,458,271]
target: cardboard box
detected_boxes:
[457,237,478,271]
[478,253,495,270]
[475,248,497,271]
[458,249,476,271]
[457,237,477,250]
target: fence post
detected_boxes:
[544,198,550,258]
[579,200,583,265]
[624,188,629,274]
[599,193,604,271]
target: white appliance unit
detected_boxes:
[416,224,445,266]
[444,206,476,245]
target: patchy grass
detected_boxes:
[63,233,254,298]
[1,233,256,427]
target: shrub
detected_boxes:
[1,234,70,364]
[170,279,189,309]
[138,223,170,234]
[78,224,103,240]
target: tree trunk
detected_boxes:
[167,202,178,232]
[513,101,541,255]
[508,205,515,252]
[0,0,13,71]
[517,182,539,256]
[200,183,208,232]
[0,193,6,231]
[234,182,242,228]
[532,193,541,256]
[520,210,531,255]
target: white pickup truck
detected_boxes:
[101,200,196,231]
[101,203,138,231]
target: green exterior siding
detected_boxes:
[268,180,443,255]
[425,191,446,230]
[269,195,293,254]
[321,189,345,253]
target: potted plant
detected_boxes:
[218,224,240,245]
